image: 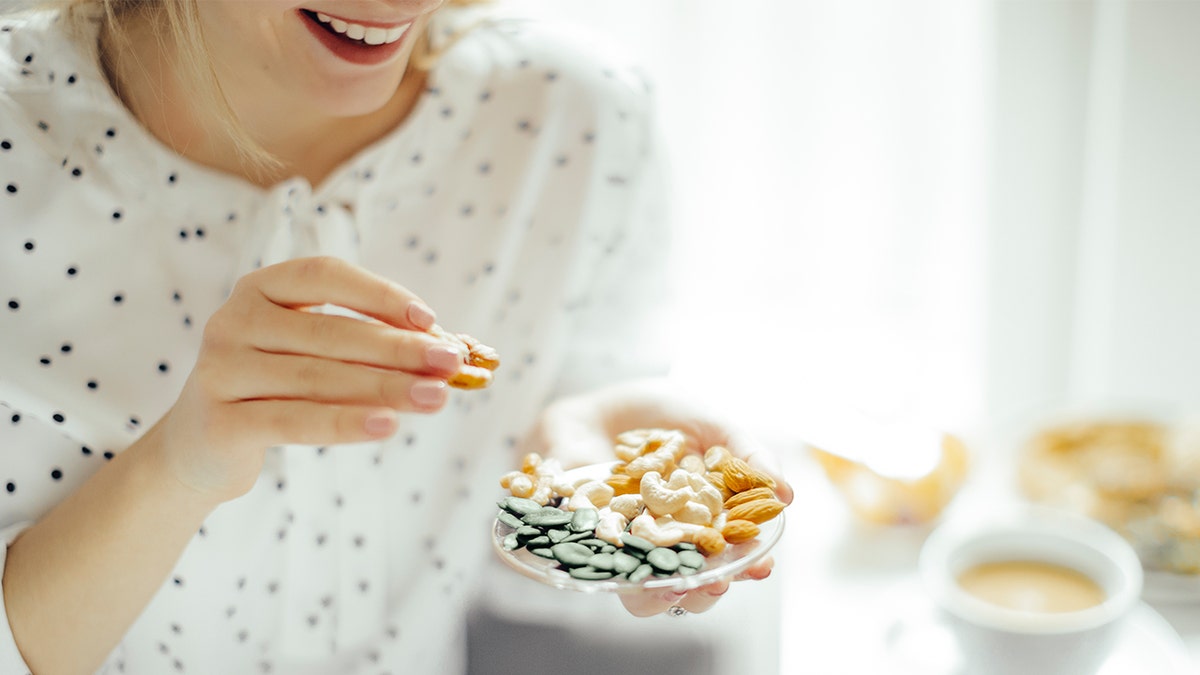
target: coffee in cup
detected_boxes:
[957,559,1106,613]
[919,507,1143,675]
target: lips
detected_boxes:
[299,9,414,66]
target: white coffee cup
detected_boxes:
[918,507,1144,675]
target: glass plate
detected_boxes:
[491,461,785,594]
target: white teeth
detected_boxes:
[384,25,408,44]
[313,11,409,46]
[363,27,387,45]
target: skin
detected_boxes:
[3,2,791,673]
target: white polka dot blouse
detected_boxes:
[0,7,669,674]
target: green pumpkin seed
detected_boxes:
[503,533,519,550]
[577,538,609,550]
[522,507,573,528]
[530,547,556,559]
[561,531,593,544]
[502,496,543,516]
[613,551,640,574]
[515,526,541,542]
[497,511,524,529]
[678,565,698,576]
[550,542,594,567]
[526,535,551,548]
[675,542,697,551]
[600,545,617,554]
[620,533,655,554]
[677,550,706,569]
[569,508,600,533]
[568,566,615,580]
[647,547,681,572]
[627,563,654,583]
[587,553,616,571]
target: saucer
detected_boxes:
[879,599,1193,674]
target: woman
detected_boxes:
[0,1,790,673]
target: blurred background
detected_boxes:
[508,0,1200,446]
[484,1,1200,673]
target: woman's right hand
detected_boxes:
[155,256,461,503]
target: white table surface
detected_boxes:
[774,438,1200,674]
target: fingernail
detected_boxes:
[407,302,436,330]
[364,410,397,437]
[410,378,447,408]
[426,344,463,372]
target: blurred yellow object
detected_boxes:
[812,433,970,525]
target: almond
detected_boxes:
[727,498,786,524]
[723,487,777,510]
[693,527,727,556]
[722,456,777,493]
[721,519,760,544]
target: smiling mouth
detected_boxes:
[301,9,412,46]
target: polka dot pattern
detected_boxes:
[0,7,668,675]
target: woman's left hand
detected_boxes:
[524,378,793,617]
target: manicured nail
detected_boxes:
[407,302,436,330]
[410,378,447,408]
[364,411,397,437]
[426,344,463,372]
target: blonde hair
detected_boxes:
[54,0,486,171]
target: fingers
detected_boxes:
[729,430,795,505]
[678,579,730,613]
[216,351,448,412]
[618,578,734,617]
[245,256,435,331]
[619,589,689,618]
[223,400,401,447]
[735,557,774,581]
[245,303,464,375]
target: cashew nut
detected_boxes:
[654,515,707,540]
[704,445,733,471]
[673,500,715,526]
[640,471,694,517]
[666,469,692,491]
[626,448,676,479]
[595,509,629,546]
[521,452,544,474]
[615,429,687,462]
[568,480,614,511]
[685,473,725,517]
[679,453,706,475]
[630,512,685,547]
[530,474,555,505]
[608,493,645,521]
[506,473,535,498]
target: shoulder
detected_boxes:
[0,9,80,94]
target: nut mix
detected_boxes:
[496,428,787,582]
[430,325,500,390]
